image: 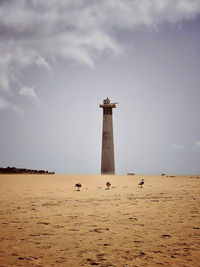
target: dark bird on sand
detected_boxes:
[138,179,144,188]
[106,182,111,190]
[75,183,82,191]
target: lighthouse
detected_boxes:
[99,98,117,174]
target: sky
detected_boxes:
[0,0,200,175]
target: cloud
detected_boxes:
[0,0,200,106]
[35,56,51,70]
[0,95,23,113]
[170,144,185,149]
[196,141,200,146]
[19,84,47,110]
[19,85,38,99]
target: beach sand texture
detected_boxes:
[0,174,200,266]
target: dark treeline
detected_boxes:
[0,166,55,174]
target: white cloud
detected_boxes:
[19,85,38,100]
[0,95,23,113]
[0,0,200,106]
[0,73,10,93]
[19,84,47,110]
[35,56,51,70]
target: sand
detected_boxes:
[0,174,200,267]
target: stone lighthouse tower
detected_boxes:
[100,98,117,174]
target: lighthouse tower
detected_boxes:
[99,98,117,174]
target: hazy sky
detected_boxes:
[0,0,200,174]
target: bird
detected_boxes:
[138,179,144,188]
[106,182,111,190]
[75,183,82,191]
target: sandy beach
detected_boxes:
[0,174,200,266]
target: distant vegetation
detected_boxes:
[0,166,55,174]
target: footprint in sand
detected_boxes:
[138,251,146,257]
[161,234,172,238]
[103,243,111,247]
[53,225,65,229]
[129,217,137,221]
[89,228,102,233]
[96,253,107,261]
[18,256,26,260]
[153,250,163,254]
[36,221,50,225]
[134,240,144,244]
[12,253,19,256]
[40,245,51,249]
[86,258,99,265]
[89,228,110,233]
[30,233,52,237]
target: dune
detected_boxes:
[0,174,200,266]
